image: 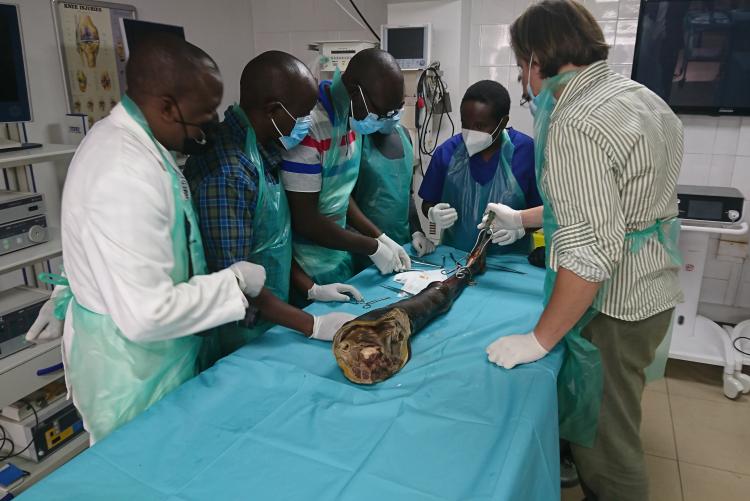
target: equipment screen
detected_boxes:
[632,0,750,115]
[689,199,724,220]
[386,27,425,60]
[0,3,31,122]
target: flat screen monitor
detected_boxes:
[381,24,431,70]
[0,3,32,122]
[632,0,750,115]
[120,18,185,60]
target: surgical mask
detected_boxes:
[378,108,403,135]
[271,102,312,151]
[526,54,540,118]
[171,97,217,155]
[349,85,387,135]
[461,122,502,157]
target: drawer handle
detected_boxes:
[36,363,64,376]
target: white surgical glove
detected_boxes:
[311,312,356,341]
[26,292,65,343]
[229,261,266,298]
[486,331,549,369]
[369,239,399,274]
[308,283,364,303]
[377,233,411,271]
[411,231,436,257]
[427,202,458,229]
[478,202,525,246]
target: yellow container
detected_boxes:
[532,230,545,249]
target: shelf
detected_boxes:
[0,227,61,276]
[3,431,89,496]
[0,144,77,170]
[0,339,60,377]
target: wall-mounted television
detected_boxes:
[0,2,32,123]
[120,18,185,60]
[632,0,750,116]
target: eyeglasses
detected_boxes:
[358,85,404,120]
[515,68,529,107]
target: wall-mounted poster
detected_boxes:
[52,1,136,128]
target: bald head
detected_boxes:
[343,48,404,120]
[126,33,220,101]
[239,51,316,110]
[237,51,318,147]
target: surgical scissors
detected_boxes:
[361,296,390,309]
[379,284,415,296]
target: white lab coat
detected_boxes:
[60,103,247,357]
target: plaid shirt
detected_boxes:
[185,106,283,272]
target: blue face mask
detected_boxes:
[378,108,403,134]
[350,85,388,135]
[272,103,312,150]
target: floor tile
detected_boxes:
[646,376,668,394]
[641,390,677,459]
[666,359,749,407]
[646,455,683,501]
[681,462,750,501]
[670,394,750,475]
[561,484,583,501]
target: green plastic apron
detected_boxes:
[534,72,681,447]
[43,95,212,443]
[351,125,413,274]
[292,68,362,285]
[353,124,413,245]
[215,106,293,356]
[440,130,531,255]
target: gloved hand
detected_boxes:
[478,202,525,246]
[411,231,436,257]
[229,261,266,298]
[26,296,64,343]
[377,234,411,271]
[486,331,548,369]
[427,203,458,229]
[369,239,399,274]
[310,312,356,341]
[308,283,364,303]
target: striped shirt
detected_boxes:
[281,80,358,193]
[544,61,684,321]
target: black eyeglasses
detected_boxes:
[357,85,404,120]
[516,71,529,107]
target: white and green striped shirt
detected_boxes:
[543,61,684,321]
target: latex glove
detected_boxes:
[486,332,548,369]
[369,239,399,274]
[478,203,525,246]
[411,231,436,257]
[311,312,356,341]
[377,233,411,271]
[308,283,364,303]
[26,297,64,343]
[427,203,458,229]
[229,261,266,298]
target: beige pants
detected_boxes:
[571,308,674,501]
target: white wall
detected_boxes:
[250,0,387,70]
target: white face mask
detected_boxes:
[461,122,502,157]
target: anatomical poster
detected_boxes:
[53,1,136,127]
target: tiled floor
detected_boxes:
[562,359,750,501]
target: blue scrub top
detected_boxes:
[418,128,542,208]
